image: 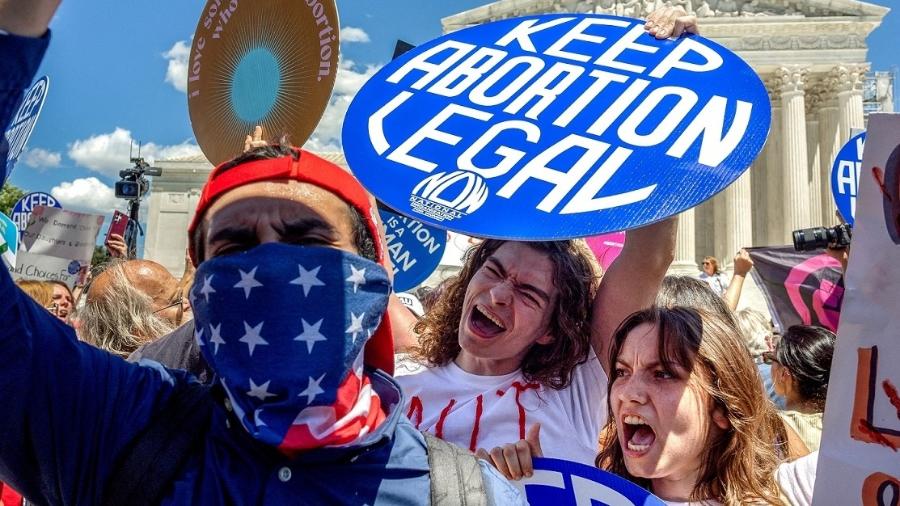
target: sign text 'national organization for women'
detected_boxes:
[343,14,770,239]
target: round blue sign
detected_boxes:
[343,14,770,240]
[524,458,664,506]
[10,191,62,237]
[3,76,50,185]
[380,207,447,291]
[830,131,865,226]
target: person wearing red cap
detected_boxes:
[0,144,524,505]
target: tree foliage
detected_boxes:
[0,184,26,216]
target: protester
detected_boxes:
[0,141,524,504]
[765,325,835,452]
[736,308,784,408]
[78,259,179,358]
[597,307,790,505]
[46,280,74,324]
[14,279,53,308]
[698,255,729,296]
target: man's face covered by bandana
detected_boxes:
[188,170,393,455]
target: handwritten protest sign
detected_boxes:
[815,114,900,505]
[831,132,866,226]
[21,206,104,261]
[0,212,18,269]
[11,191,61,240]
[3,76,49,184]
[343,14,769,239]
[188,0,339,164]
[516,458,664,506]
[381,208,447,291]
[8,252,86,289]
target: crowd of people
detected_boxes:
[0,1,846,505]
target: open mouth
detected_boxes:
[469,304,506,338]
[622,414,656,454]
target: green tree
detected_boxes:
[0,183,26,216]
[92,245,111,268]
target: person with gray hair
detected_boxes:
[78,259,180,358]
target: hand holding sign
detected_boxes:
[477,423,544,481]
[644,5,698,39]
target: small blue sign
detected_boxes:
[830,131,865,226]
[343,14,770,240]
[522,458,664,506]
[11,191,62,239]
[0,212,18,268]
[380,207,447,291]
[3,76,50,185]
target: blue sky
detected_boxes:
[6,0,900,228]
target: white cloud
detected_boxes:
[304,59,381,153]
[68,127,203,177]
[51,177,123,215]
[340,26,371,43]
[163,39,191,93]
[20,148,62,170]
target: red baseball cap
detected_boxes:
[187,148,394,375]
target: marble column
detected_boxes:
[764,78,784,246]
[671,209,697,274]
[833,64,868,144]
[750,154,769,247]
[818,85,841,226]
[779,66,812,242]
[723,168,753,266]
[806,98,823,228]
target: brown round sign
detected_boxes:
[187,0,340,165]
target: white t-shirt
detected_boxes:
[395,354,608,466]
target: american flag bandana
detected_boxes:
[190,243,392,454]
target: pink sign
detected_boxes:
[586,232,625,271]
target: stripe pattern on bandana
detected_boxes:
[190,243,391,454]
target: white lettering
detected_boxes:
[387,104,492,173]
[458,120,541,178]
[504,62,584,120]
[649,38,723,78]
[494,17,575,53]
[618,86,698,147]
[386,40,476,90]
[428,47,508,97]
[553,70,629,128]
[369,91,414,155]
[469,56,545,107]
[586,78,650,137]
[667,96,752,166]
[497,134,611,212]
[594,24,658,74]
[544,17,630,62]
[561,147,657,213]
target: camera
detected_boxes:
[115,160,162,199]
[792,223,852,252]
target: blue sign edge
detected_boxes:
[829,131,866,226]
[342,13,771,241]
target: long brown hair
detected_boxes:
[413,240,599,389]
[596,307,787,505]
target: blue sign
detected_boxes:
[380,208,447,291]
[521,458,664,505]
[0,212,18,268]
[3,76,50,185]
[11,191,62,239]
[342,14,770,240]
[830,132,865,226]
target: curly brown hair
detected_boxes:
[412,240,600,389]
[596,307,787,505]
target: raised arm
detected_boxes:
[590,217,676,372]
[723,249,753,310]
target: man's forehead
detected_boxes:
[490,242,556,289]
[205,180,353,230]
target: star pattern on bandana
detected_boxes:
[345,312,365,343]
[295,318,327,353]
[298,373,326,404]
[345,265,366,293]
[239,321,268,356]
[209,323,225,354]
[290,264,326,297]
[195,327,204,347]
[247,378,277,401]
[199,275,216,302]
[234,267,264,299]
